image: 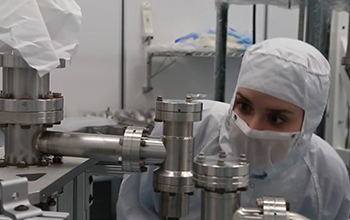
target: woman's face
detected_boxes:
[233,88,304,132]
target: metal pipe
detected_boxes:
[298,1,305,40]
[202,190,240,220]
[264,5,268,40]
[141,138,166,160]
[2,67,48,165]
[214,2,229,102]
[36,131,166,164]
[36,131,123,161]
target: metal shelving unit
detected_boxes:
[142,50,245,93]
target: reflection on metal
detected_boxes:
[153,96,203,218]
[194,153,249,220]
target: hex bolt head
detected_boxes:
[53,92,62,98]
[196,152,206,163]
[219,151,227,158]
[0,159,8,168]
[140,139,146,147]
[0,91,8,99]
[14,205,29,212]
[256,198,264,208]
[239,154,247,165]
[39,156,49,167]
[217,159,225,166]
[53,156,63,164]
[17,161,28,168]
[156,96,163,101]
[20,125,31,130]
[186,95,192,103]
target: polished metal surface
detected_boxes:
[3,67,47,99]
[233,208,311,220]
[0,111,63,125]
[0,178,42,219]
[193,155,249,191]
[141,138,166,161]
[259,197,287,219]
[0,157,96,204]
[0,56,64,165]
[159,192,189,218]
[201,191,239,220]
[153,97,203,218]
[0,98,63,112]
[36,131,123,161]
[0,54,66,69]
[122,127,144,172]
[233,197,311,220]
[194,153,249,220]
[5,125,43,165]
[155,111,202,122]
[156,99,203,113]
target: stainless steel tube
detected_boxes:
[141,138,166,160]
[202,190,240,220]
[214,2,229,102]
[36,131,123,161]
[153,97,203,219]
[2,67,49,165]
[36,131,167,164]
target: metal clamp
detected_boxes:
[0,98,64,112]
[193,152,249,192]
[257,197,287,220]
[122,126,146,172]
[0,178,42,220]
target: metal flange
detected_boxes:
[0,98,63,112]
[193,152,249,192]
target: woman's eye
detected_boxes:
[269,114,285,124]
[238,103,251,112]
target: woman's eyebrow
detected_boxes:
[266,109,294,115]
[236,92,253,105]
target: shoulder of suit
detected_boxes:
[306,134,349,187]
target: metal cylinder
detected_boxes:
[5,124,43,165]
[141,138,166,160]
[163,122,193,137]
[159,192,189,218]
[201,190,239,220]
[36,130,166,165]
[193,153,249,220]
[36,131,123,161]
[214,2,229,102]
[0,55,52,165]
[153,97,203,218]
[2,67,48,99]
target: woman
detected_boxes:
[117,38,350,219]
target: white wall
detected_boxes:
[51,0,122,117]
[124,1,300,109]
[0,1,299,114]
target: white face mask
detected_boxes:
[229,112,300,173]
